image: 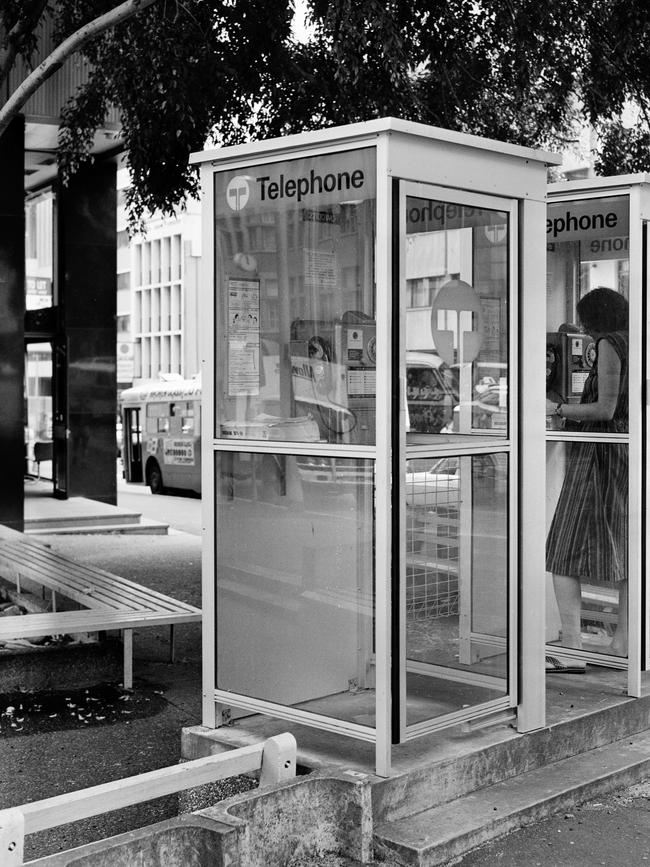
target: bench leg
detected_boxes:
[123,629,133,690]
[169,624,175,663]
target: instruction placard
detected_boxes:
[227,278,260,395]
[304,249,337,290]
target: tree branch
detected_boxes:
[0,0,49,83]
[0,0,159,139]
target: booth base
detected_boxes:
[28,668,650,865]
[176,667,650,865]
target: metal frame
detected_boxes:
[397,180,520,742]
[200,161,217,729]
[202,133,390,768]
[645,219,650,675]
[637,184,650,677]
[374,132,393,774]
[545,182,645,697]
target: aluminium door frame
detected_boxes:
[545,185,643,698]
[396,180,521,742]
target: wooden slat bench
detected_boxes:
[0,525,201,689]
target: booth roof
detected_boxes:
[190,116,562,168]
[548,173,650,196]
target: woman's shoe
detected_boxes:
[545,655,586,674]
[607,641,627,657]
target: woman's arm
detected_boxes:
[545,338,622,422]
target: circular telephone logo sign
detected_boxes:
[226,176,251,211]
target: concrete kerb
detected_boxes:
[197,767,376,866]
[24,814,240,867]
[22,767,376,866]
[179,721,378,862]
[237,767,375,865]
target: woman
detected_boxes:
[545,286,629,673]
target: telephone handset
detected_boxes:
[546,344,559,391]
[307,335,332,395]
[308,336,331,360]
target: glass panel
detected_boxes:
[545,197,629,667]
[405,198,509,440]
[25,342,53,479]
[215,451,375,725]
[405,453,508,725]
[214,149,377,445]
[546,196,629,432]
[546,441,628,660]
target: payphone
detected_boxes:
[290,311,377,444]
[546,327,595,405]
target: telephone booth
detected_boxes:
[192,119,559,776]
[546,175,649,697]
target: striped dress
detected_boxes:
[545,331,628,585]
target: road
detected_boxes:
[116,463,202,536]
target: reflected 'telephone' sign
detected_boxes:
[546,196,629,243]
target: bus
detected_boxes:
[120,377,202,495]
[120,352,458,496]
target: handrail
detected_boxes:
[0,733,297,865]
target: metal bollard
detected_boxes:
[0,808,24,866]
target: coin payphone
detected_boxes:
[290,312,376,444]
[546,327,595,406]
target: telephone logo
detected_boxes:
[484,224,507,244]
[226,176,251,211]
[431,279,484,366]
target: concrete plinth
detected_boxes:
[0,641,121,693]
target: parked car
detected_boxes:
[405,456,460,508]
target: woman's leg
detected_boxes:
[552,573,583,649]
[609,580,628,656]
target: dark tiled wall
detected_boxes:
[57,160,117,504]
[0,117,25,530]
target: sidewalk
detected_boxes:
[455,782,650,865]
[23,477,169,534]
[0,528,204,862]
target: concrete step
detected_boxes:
[25,511,144,530]
[373,729,650,866]
[24,494,169,535]
[25,519,169,535]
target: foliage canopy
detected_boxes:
[2,0,650,225]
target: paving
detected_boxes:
[23,478,169,535]
[3,486,650,865]
[1,493,204,862]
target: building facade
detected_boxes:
[117,168,201,390]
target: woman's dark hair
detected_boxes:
[576,286,628,334]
